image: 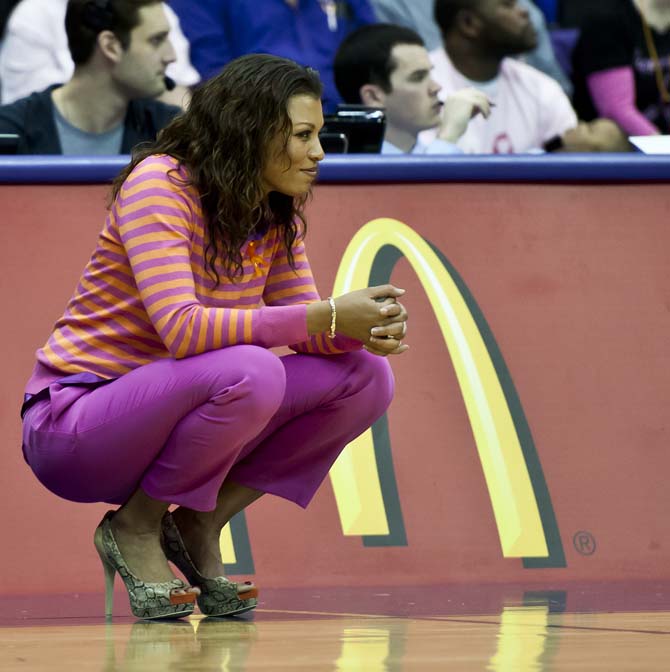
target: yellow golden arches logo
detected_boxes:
[328,218,565,565]
[219,217,565,569]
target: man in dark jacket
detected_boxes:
[0,0,180,154]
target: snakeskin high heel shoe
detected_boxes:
[161,512,259,617]
[94,511,197,620]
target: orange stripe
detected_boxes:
[135,264,195,283]
[213,307,224,349]
[130,248,190,266]
[195,311,208,353]
[78,276,147,322]
[264,268,313,286]
[90,272,136,296]
[162,308,191,348]
[66,302,161,353]
[118,195,192,222]
[51,329,133,374]
[175,317,196,359]
[264,284,318,303]
[141,278,196,301]
[147,292,196,313]
[121,178,202,217]
[41,339,84,374]
[243,310,253,343]
[121,178,189,201]
[316,332,328,354]
[227,310,238,345]
[64,322,152,365]
[123,228,189,250]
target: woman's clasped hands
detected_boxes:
[334,285,409,356]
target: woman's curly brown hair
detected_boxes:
[111,53,323,283]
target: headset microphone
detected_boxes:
[164,76,176,91]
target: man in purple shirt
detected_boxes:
[168,0,377,111]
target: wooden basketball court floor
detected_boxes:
[2,582,670,670]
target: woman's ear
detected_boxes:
[97,30,124,64]
[359,84,385,107]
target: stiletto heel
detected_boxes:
[161,512,259,617]
[94,511,197,620]
[95,538,116,617]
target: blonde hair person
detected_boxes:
[634,0,670,32]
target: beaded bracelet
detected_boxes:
[327,296,337,339]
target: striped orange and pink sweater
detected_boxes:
[26,155,359,394]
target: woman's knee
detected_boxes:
[211,345,286,422]
[347,350,395,417]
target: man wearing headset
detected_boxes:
[0,0,181,154]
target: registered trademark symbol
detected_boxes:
[573,531,596,556]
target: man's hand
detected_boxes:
[437,88,492,144]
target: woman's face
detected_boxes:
[262,94,325,198]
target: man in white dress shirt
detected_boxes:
[334,23,490,154]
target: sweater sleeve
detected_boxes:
[263,235,363,355]
[587,66,660,136]
[115,158,311,357]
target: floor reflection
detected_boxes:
[488,606,550,672]
[98,609,563,672]
[104,619,257,672]
[3,584,670,671]
[486,591,565,672]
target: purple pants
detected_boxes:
[22,347,394,511]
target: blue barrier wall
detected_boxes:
[0,155,669,184]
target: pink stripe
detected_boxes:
[73,311,161,350]
[119,186,201,217]
[54,329,128,377]
[235,311,244,344]
[150,301,203,328]
[131,256,188,274]
[68,291,159,340]
[122,165,182,189]
[193,274,252,295]
[266,276,316,294]
[168,312,196,354]
[66,326,152,359]
[87,268,136,292]
[213,294,264,308]
[136,272,195,290]
[93,247,130,267]
[269,259,311,275]
[204,315,215,351]
[144,287,195,309]
[266,290,319,306]
[118,189,196,217]
[41,344,121,379]
[77,277,135,306]
[121,204,195,224]
[127,239,188,256]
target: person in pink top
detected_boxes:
[20,53,408,620]
[572,0,670,136]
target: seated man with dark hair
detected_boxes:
[0,0,180,154]
[334,23,490,154]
